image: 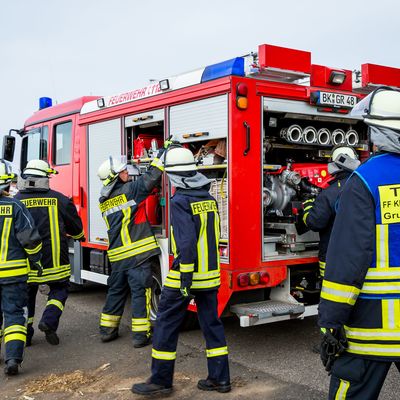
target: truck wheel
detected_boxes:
[180,310,199,331]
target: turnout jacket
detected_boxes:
[100,159,163,271]
[15,189,84,284]
[319,153,400,361]
[303,171,351,276]
[0,194,42,284]
[164,185,221,291]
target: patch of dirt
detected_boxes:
[24,370,100,395]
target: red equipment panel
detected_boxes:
[292,163,331,188]
[361,63,400,88]
[258,44,311,74]
[311,64,353,92]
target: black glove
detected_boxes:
[180,272,193,298]
[78,236,86,242]
[320,327,348,374]
[31,260,43,277]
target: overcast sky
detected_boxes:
[1,0,399,170]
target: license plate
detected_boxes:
[314,91,358,108]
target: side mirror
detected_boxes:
[2,135,16,162]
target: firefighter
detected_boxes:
[132,147,230,396]
[15,160,84,346]
[0,159,42,375]
[97,152,165,348]
[302,145,360,278]
[319,86,400,399]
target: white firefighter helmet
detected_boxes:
[351,86,400,131]
[0,159,15,191]
[331,145,358,162]
[24,159,58,177]
[164,147,197,172]
[97,156,127,186]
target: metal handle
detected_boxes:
[243,122,250,156]
[80,187,84,208]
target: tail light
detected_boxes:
[260,272,270,285]
[249,272,260,286]
[236,83,248,110]
[237,273,249,287]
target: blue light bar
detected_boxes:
[39,97,53,110]
[201,57,245,83]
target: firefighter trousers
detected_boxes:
[150,288,229,388]
[329,353,400,400]
[100,259,152,340]
[0,282,28,362]
[27,281,69,340]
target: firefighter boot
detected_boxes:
[132,380,173,396]
[197,379,231,393]
[4,359,20,376]
[132,333,151,348]
[100,327,119,343]
[38,321,60,345]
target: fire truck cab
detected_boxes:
[8,43,400,327]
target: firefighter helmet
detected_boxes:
[164,148,197,172]
[24,160,58,177]
[97,156,127,186]
[351,86,400,131]
[0,159,15,191]
[331,145,360,172]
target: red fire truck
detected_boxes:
[5,43,400,327]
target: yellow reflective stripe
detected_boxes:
[192,278,220,289]
[376,224,389,269]
[164,278,181,289]
[206,346,228,358]
[365,267,400,280]
[347,341,400,356]
[25,242,42,255]
[0,259,28,268]
[100,320,119,328]
[197,212,207,273]
[303,198,314,205]
[121,207,131,246]
[151,157,164,171]
[28,317,34,324]
[152,348,176,360]
[108,243,159,262]
[0,265,28,278]
[108,236,157,256]
[361,281,400,294]
[168,270,220,280]
[146,287,151,321]
[104,215,110,230]
[47,299,64,311]
[214,212,220,267]
[180,263,194,273]
[303,212,309,225]
[49,205,60,268]
[345,326,400,341]
[4,325,27,335]
[304,205,313,211]
[381,300,400,329]
[319,261,326,277]
[132,317,151,332]
[28,264,70,283]
[4,333,26,343]
[335,379,350,400]
[100,313,121,328]
[321,280,360,306]
[0,218,12,262]
[170,227,177,258]
[101,313,122,322]
[71,231,85,240]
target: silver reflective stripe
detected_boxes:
[102,199,136,217]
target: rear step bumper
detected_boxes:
[230,300,318,327]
